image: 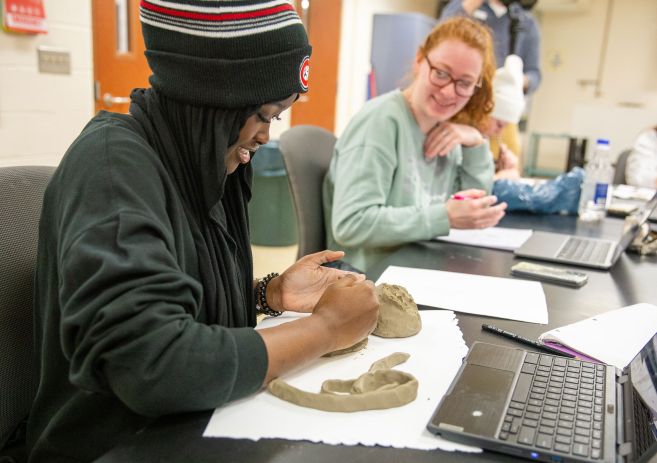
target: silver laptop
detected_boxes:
[427,336,657,463]
[513,192,657,270]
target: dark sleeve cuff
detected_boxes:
[228,327,268,401]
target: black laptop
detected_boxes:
[427,336,657,462]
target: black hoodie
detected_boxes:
[28,89,267,462]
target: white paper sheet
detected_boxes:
[613,185,656,201]
[204,311,480,454]
[539,303,657,370]
[376,266,548,324]
[434,227,533,251]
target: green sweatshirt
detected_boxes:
[323,90,494,271]
[27,112,268,462]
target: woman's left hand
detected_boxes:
[496,143,519,171]
[266,250,365,313]
[424,122,484,160]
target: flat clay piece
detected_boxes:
[323,337,368,357]
[268,352,418,412]
[372,283,421,338]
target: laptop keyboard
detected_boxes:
[498,353,606,460]
[557,237,611,265]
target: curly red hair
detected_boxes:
[418,16,496,131]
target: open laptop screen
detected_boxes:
[612,191,657,261]
[628,331,657,459]
[635,191,657,225]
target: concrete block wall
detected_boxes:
[0,0,93,167]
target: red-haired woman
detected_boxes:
[324,16,507,271]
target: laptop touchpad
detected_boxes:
[431,364,514,437]
[467,343,524,372]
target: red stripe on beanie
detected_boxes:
[141,1,295,22]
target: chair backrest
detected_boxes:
[0,166,54,451]
[279,125,337,260]
[613,148,631,185]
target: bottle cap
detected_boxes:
[596,138,610,146]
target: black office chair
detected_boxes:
[279,125,337,260]
[0,166,55,463]
[613,148,631,185]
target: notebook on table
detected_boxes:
[427,335,657,462]
[513,191,657,269]
[538,304,657,370]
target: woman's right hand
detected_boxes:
[496,144,520,173]
[312,275,379,352]
[446,189,507,229]
[258,274,378,384]
[494,145,521,180]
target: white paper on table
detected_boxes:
[539,303,657,370]
[613,184,656,201]
[376,266,548,324]
[204,311,480,453]
[434,227,533,251]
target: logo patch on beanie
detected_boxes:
[299,56,310,91]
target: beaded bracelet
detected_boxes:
[255,272,282,317]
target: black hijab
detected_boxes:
[129,88,257,328]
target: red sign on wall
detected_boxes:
[3,0,47,34]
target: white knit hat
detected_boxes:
[491,55,525,124]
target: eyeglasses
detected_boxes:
[424,55,481,97]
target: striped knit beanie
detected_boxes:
[139,0,312,108]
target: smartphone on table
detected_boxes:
[510,261,588,287]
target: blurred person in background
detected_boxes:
[626,126,657,188]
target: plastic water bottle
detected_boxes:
[578,138,613,221]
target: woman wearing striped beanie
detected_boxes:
[27,2,378,461]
